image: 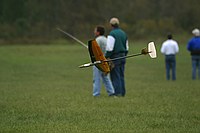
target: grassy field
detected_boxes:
[0,41,199,133]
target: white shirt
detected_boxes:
[160,39,179,55]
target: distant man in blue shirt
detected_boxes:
[187,28,200,80]
[106,17,129,97]
[161,34,179,80]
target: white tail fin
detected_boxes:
[148,42,157,58]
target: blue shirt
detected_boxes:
[187,37,200,51]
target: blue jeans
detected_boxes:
[93,66,115,96]
[191,55,200,80]
[110,53,126,96]
[165,55,176,80]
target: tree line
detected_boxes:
[0,0,199,43]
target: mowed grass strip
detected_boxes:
[0,43,199,133]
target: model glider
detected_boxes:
[57,28,157,74]
[79,40,157,73]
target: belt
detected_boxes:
[166,54,175,56]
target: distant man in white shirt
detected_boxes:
[161,34,179,80]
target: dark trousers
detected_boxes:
[165,55,176,80]
[110,53,126,96]
[191,55,200,80]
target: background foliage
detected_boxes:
[0,0,200,43]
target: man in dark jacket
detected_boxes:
[106,17,129,96]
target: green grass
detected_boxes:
[0,42,200,133]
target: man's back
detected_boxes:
[96,36,107,55]
[187,37,200,51]
[161,39,179,55]
[109,28,127,53]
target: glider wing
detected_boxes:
[88,40,110,73]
